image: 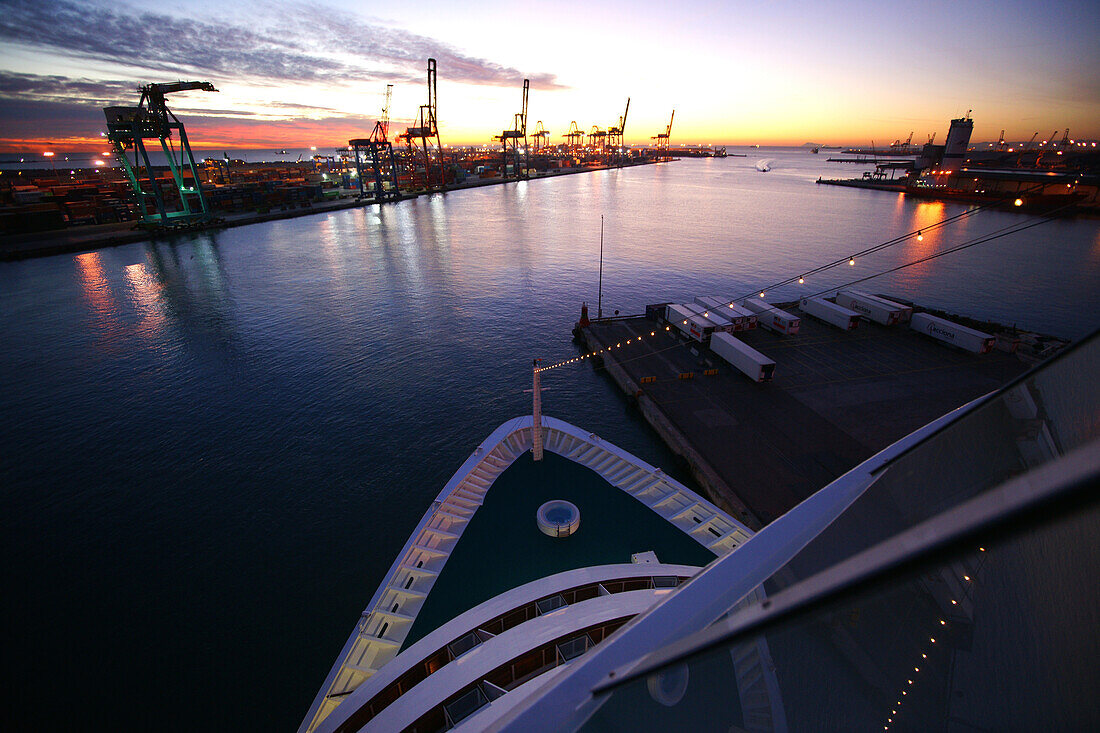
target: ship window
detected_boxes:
[535,595,567,615]
[443,687,490,727]
[378,622,388,637]
[692,516,701,523]
[404,576,414,589]
[708,527,722,537]
[480,680,507,702]
[653,576,679,588]
[556,634,594,662]
[417,560,423,568]
[392,603,400,613]
[447,631,483,659]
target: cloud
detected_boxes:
[0,0,566,90]
[0,72,138,105]
[0,97,382,151]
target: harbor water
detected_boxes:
[1,151,1098,729]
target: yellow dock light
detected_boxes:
[665,326,670,330]
[798,277,804,284]
[849,257,855,266]
[917,231,923,241]
[759,291,765,298]
[1014,198,1023,207]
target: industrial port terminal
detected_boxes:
[1,59,688,259]
[818,113,1100,214]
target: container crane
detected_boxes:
[494,78,529,180]
[398,58,444,190]
[588,125,607,157]
[103,80,217,226]
[563,121,584,153]
[606,97,630,164]
[350,83,400,201]
[652,110,674,159]
[530,121,550,153]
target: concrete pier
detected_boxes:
[578,307,1035,528]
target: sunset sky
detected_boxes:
[1,0,1097,152]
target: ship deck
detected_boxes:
[402,450,716,650]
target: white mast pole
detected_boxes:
[532,359,543,461]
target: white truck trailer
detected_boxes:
[666,304,714,343]
[910,313,994,353]
[693,296,757,331]
[739,298,801,335]
[835,289,909,325]
[799,297,861,331]
[711,332,775,382]
[680,301,736,333]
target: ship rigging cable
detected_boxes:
[535,197,1071,374]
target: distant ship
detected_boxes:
[756,159,772,172]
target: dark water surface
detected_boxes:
[1,154,1098,729]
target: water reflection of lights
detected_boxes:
[75,251,118,323]
[123,262,166,334]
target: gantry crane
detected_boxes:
[494,78,529,180]
[890,131,913,152]
[350,83,400,201]
[103,81,217,226]
[652,109,674,159]
[563,121,584,154]
[996,129,1006,151]
[530,121,550,153]
[606,98,630,164]
[398,58,445,190]
[588,126,607,157]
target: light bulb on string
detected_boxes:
[798,276,804,284]
[917,231,923,241]
[849,257,855,266]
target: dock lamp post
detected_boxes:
[43,151,60,182]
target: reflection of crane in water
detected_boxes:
[142,235,239,352]
[103,81,218,228]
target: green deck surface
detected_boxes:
[401,450,716,650]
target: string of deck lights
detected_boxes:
[731,181,1052,308]
[537,182,1067,377]
[535,326,676,372]
[884,545,988,731]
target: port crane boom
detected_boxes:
[652,109,674,159]
[350,83,400,201]
[103,80,218,226]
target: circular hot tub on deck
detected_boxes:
[537,500,580,538]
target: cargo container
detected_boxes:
[693,296,756,330]
[799,297,861,331]
[739,298,801,335]
[910,313,994,353]
[666,304,714,343]
[835,290,907,325]
[862,291,913,322]
[680,301,736,333]
[710,332,775,382]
